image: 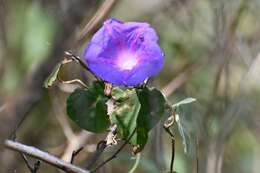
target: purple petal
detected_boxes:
[84,18,164,86]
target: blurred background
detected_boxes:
[0,0,260,172]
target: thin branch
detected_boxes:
[129,153,141,173]
[64,52,89,71]
[33,160,41,173]
[85,141,107,170]
[76,0,118,45]
[53,53,89,88]
[4,140,89,173]
[85,125,117,169]
[64,51,100,81]
[9,115,24,140]
[170,138,175,173]
[71,146,84,164]
[20,153,35,173]
[58,79,88,88]
[162,63,199,97]
[196,138,199,173]
[228,0,248,36]
[21,155,41,173]
[91,128,137,172]
[163,111,176,173]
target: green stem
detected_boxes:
[128,153,141,173]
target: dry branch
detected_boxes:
[4,140,89,173]
[162,63,199,97]
[76,0,118,45]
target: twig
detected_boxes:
[58,79,88,88]
[85,125,117,169]
[76,0,118,45]
[9,114,25,140]
[196,138,199,173]
[170,138,175,173]
[228,0,248,36]
[64,51,100,81]
[129,153,141,173]
[162,64,199,97]
[91,128,137,172]
[33,160,41,173]
[54,53,88,88]
[85,141,107,170]
[20,153,41,173]
[21,153,32,171]
[71,147,84,164]
[4,140,89,173]
[163,124,175,173]
[163,111,176,173]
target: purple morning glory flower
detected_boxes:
[84,18,164,86]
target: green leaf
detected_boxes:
[137,87,168,130]
[111,87,169,153]
[135,87,168,152]
[175,113,190,153]
[111,87,140,145]
[44,63,61,88]
[66,82,110,133]
[172,98,196,108]
[173,98,197,155]
[175,111,195,156]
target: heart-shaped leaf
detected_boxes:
[135,87,168,152]
[67,82,110,133]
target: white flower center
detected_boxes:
[117,52,138,70]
